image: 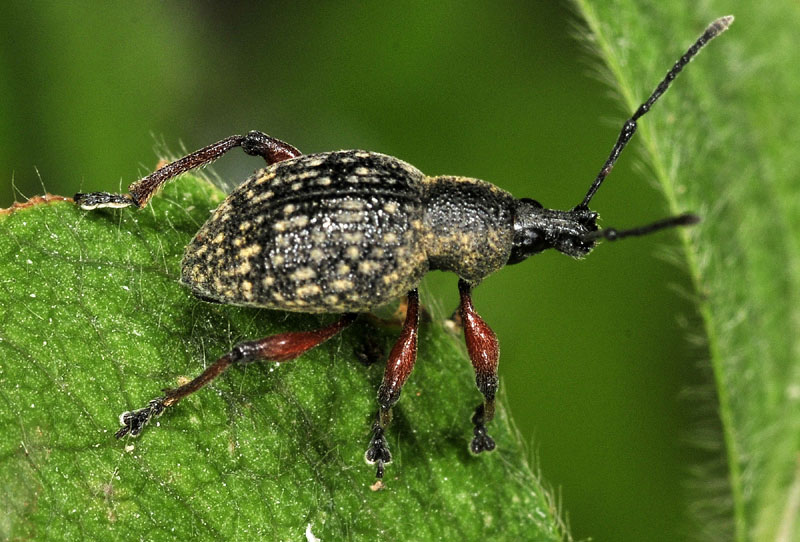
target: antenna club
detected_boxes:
[709,15,735,37]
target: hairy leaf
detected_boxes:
[574,2,800,540]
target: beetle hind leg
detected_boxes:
[74,131,301,210]
[458,279,499,454]
[114,313,356,438]
[365,289,420,479]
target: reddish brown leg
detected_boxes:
[115,313,356,438]
[458,279,499,454]
[366,289,419,479]
[75,130,301,210]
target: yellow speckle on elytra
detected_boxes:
[254,172,276,185]
[296,170,319,180]
[296,284,322,298]
[304,157,324,167]
[310,248,325,262]
[358,260,380,274]
[343,231,363,243]
[235,261,251,275]
[341,200,364,211]
[339,212,364,223]
[290,215,309,228]
[252,190,275,204]
[291,267,317,281]
[242,281,254,299]
[239,244,262,259]
[332,279,354,292]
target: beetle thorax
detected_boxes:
[421,176,516,282]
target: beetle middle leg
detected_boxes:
[114,313,356,438]
[74,130,301,210]
[366,288,420,479]
[458,279,499,454]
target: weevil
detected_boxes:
[74,16,732,480]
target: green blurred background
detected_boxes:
[1,3,710,540]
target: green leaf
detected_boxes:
[573,2,800,540]
[0,177,565,540]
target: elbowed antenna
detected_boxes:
[575,15,734,210]
[581,213,700,243]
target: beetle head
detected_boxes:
[508,197,699,266]
[508,198,598,264]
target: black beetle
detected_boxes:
[74,16,732,480]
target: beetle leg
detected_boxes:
[366,289,419,479]
[114,313,356,439]
[458,279,499,454]
[74,130,301,210]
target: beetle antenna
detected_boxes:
[582,213,700,243]
[575,15,733,210]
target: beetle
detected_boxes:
[74,16,732,480]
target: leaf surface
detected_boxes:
[0,178,564,541]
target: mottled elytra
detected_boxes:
[74,16,732,481]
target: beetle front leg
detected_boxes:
[74,131,301,210]
[366,289,419,479]
[458,279,499,454]
[115,313,356,438]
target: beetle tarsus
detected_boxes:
[74,191,137,210]
[365,422,392,479]
[470,404,496,454]
[115,397,165,439]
